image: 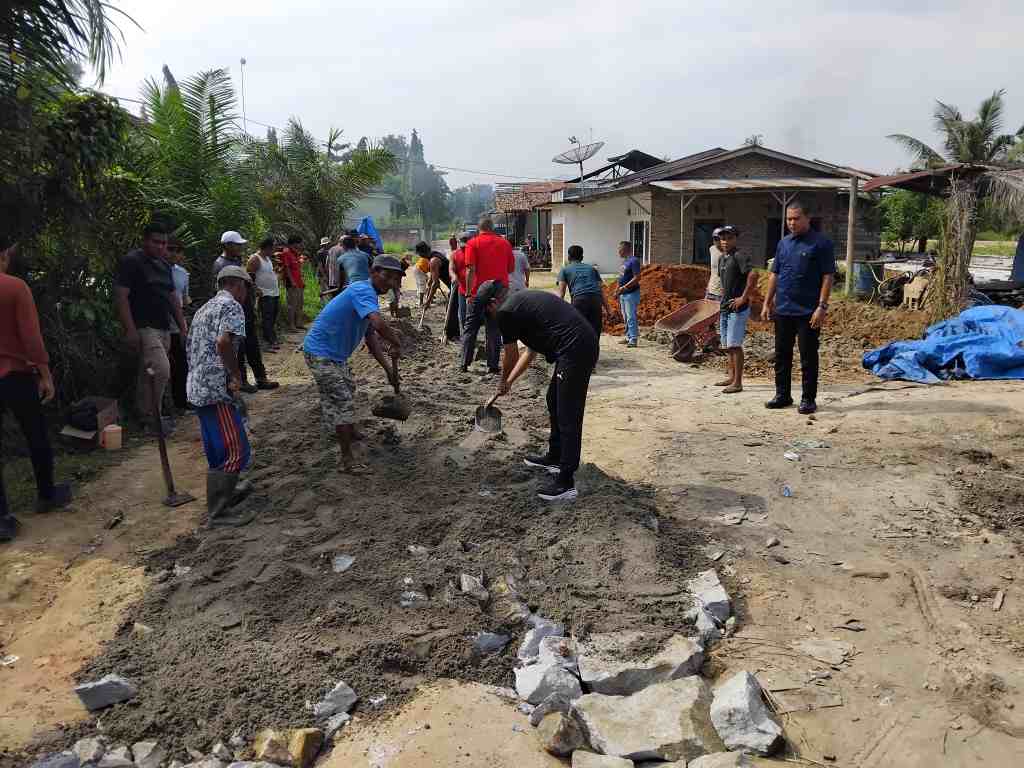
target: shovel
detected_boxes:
[372,356,411,421]
[147,369,196,508]
[474,392,503,433]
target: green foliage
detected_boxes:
[879,190,944,254]
[449,183,495,224]
[383,242,407,254]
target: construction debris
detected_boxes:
[74,674,138,711]
[709,671,784,755]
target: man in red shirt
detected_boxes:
[461,217,514,373]
[0,241,73,542]
[450,233,471,333]
[280,235,306,330]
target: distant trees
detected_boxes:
[449,184,495,226]
[879,190,944,254]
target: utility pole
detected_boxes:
[239,58,247,136]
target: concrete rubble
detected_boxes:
[709,671,784,755]
[538,712,586,756]
[515,635,582,704]
[460,573,490,602]
[577,632,704,695]
[29,754,80,768]
[211,742,232,761]
[529,690,575,726]
[181,759,225,768]
[132,741,166,768]
[570,677,724,762]
[72,737,109,764]
[74,674,138,711]
[517,616,565,660]
[686,752,754,767]
[323,712,351,741]
[571,753,634,768]
[98,745,134,767]
[472,631,510,654]
[312,680,358,718]
[686,570,733,644]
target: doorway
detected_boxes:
[693,220,724,265]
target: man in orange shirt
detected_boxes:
[461,217,514,373]
[0,240,73,542]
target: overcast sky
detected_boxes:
[96,0,1024,188]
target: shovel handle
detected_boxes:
[391,356,401,395]
[484,392,500,409]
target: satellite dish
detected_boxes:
[552,139,605,198]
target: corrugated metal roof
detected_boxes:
[650,178,855,192]
[494,181,566,213]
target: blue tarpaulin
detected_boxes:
[356,216,384,252]
[863,305,1024,383]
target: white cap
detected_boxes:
[220,230,248,245]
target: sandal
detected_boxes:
[713,379,732,387]
[341,462,373,475]
[722,385,743,394]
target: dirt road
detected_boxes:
[3,285,1024,767]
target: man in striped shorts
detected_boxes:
[186,265,257,526]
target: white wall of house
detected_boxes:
[557,195,635,274]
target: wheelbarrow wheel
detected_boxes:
[671,333,697,362]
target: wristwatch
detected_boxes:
[818,302,829,311]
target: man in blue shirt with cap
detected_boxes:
[761,200,835,414]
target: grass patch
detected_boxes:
[924,240,1019,258]
[383,242,406,254]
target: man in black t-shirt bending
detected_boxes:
[477,280,599,502]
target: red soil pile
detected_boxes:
[603,265,765,335]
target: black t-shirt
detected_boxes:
[115,248,174,331]
[431,251,452,286]
[497,289,598,364]
[717,249,753,313]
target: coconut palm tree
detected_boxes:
[888,91,1024,319]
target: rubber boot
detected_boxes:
[206,471,256,527]
[231,477,254,506]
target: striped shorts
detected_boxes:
[196,401,252,473]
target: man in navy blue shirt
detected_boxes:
[613,241,642,347]
[761,201,835,414]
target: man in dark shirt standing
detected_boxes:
[479,280,599,502]
[462,217,514,373]
[612,240,642,347]
[761,201,835,414]
[115,223,188,432]
[715,226,757,394]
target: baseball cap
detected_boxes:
[220,230,248,245]
[320,237,330,246]
[372,254,406,274]
[217,265,252,284]
[711,227,723,239]
[475,279,507,307]
[719,225,741,236]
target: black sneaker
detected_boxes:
[538,478,578,502]
[0,514,21,541]
[524,455,560,474]
[36,482,73,514]
[798,399,817,415]
[764,395,794,409]
[256,379,280,390]
[240,382,259,394]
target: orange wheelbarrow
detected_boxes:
[654,299,721,362]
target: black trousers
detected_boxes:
[0,372,55,517]
[168,333,188,409]
[239,295,267,383]
[572,293,604,340]
[259,295,280,345]
[774,314,820,401]
[547,350,597,482]
[461,295,501,371]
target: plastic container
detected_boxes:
[100,424,122,450]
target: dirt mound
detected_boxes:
[62,310,705,761]
[603,265,765,335]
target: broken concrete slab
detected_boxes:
[571,677,723,762]
[517,617,565,660]
[515,663,582,705]
[529,691,575,727]
[313,680,358,718]
[792,638,855,666]
[132,741,166,768]
[252,729,291,764]
[72,737,108,764]
[473,631,510,654]
[97,747,134,768]
[577,632,704,695]
[323,712,351,741]
[571,753,634,768]
[709,671,784,756]
[74,674,138,710]
[538,712,585,757]
[460,574,489,602]
[688,753,754,768]
[288,728,324,768]
[29,754,80,768]
[686,607,723,645]
[687,570,731,623]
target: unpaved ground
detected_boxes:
[3,282,1024,767]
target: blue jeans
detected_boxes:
[619,291,640,342]
[719,308,750,349]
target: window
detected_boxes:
[693,220,724,265]
[630,220,650,264]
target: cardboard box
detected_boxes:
[60,396,119,445]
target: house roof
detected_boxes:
[567,149,666,183]
[494,181,566,213]
[650,178,856,193]
[859,164,990,195]
[611,147,729,188]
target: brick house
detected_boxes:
[541,146,879,274]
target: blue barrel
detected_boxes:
[852,262,879,296]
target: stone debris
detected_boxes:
[688,753,754,768]
[225,763,283,768]
[407,544,429,555]
[168,761,185,768]
[459,573,489,602]
[132,622,154,636]
[687,570,731,623]
[571,753,634,768]
[399,590,429,607]
[709,671,784,756]
[313,679,358,719]
[181,760,225,768]
[473,631,510,654]
[529,691,575,727]
[516,662,583,705]
[323,712,351,741]
[97,747,134,768]
[792,638,854,666]
[252,729,291,764]
[132,741,166,768]
[517,616,565,660]
[74,674,138,711]
[490,574,532,625]
[288,728,324,768]
[30,754,80,768]
[332,555,355,573]
[687,606,724,645]
[538,713,585,757]
[211,742,232,760]
[72,737,109,764]
[571,677,723,762]
[577,632,704,696]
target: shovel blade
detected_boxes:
[474,404,503,433]
[163,492,196,508]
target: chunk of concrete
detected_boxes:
[517,617,565,660]
[688,752,754,768]
[97,748,134,768]
[29,754,80,768]
[132,741,166,768]
[225,763,282,768]
[473,631,510,654]
[529,690,575,726]
[687,606,723,645]
[515,663,582,705]
[570,677,724,762]
[252,729,291,765]
[460,574,489,602]
[211,742,232,761]
[709,671,784,755]
[571,753,634,768]
[74,674,138,711]
[687,570,731,623]
[538,712,585,757]
[323,712,350,741]
[536,635,578,670]
[288,728,324,768]
[577,632,704,695]
[72,737,108,764]
[313,680,358,718]
[181,760,226,768]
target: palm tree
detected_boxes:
[888,91,1024,318]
